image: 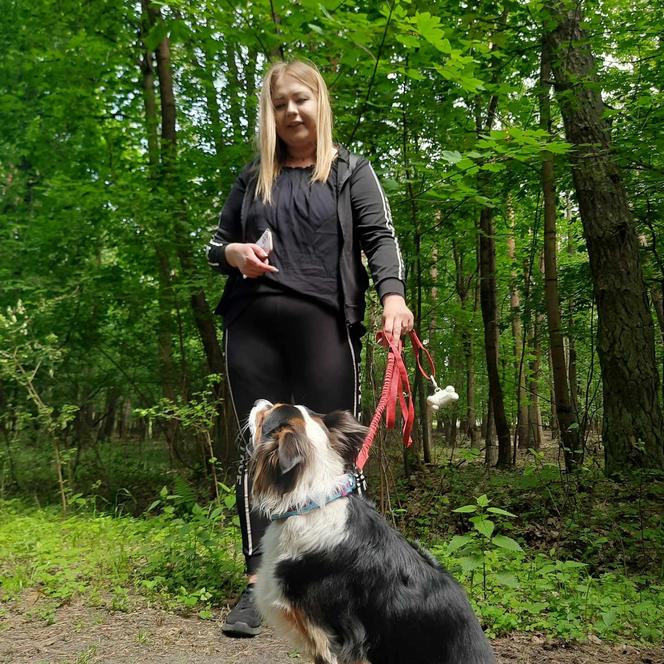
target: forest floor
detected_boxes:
[1,595,662,664]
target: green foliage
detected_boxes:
[395,446,663,577]
[138,483,242,612]
[0,497,243,616]
[0,301,80,510]
[1,431,175,512]
[415,480,664,643]
[433,541,664,643]
[0,499,142,608]
[0,301,78,434]
[135,374,227,502]
[391,455,664,643]
[135,374,222,437]
[446,493,522,594]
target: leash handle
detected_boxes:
[357,332,415,471]
[357,330,453,471]
[408,330,436,382]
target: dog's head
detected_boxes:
[248,400,367,516]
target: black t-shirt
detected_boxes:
[224,165,341,325]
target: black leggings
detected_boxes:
[224,293,361,574]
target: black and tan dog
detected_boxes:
[249,400,495,664]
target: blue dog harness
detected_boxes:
[270,473,357,521]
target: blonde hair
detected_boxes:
[256,60,336,204]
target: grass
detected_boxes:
[0,500,142,605]
[0,496,245,617]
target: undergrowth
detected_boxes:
[437,542,664,643]
[428,496,664,643]
[0,492,244,621]
[390,451,664,578]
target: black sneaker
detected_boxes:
[221,584,262,637]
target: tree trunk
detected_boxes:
[401,105,429,464]
[453,237,479,447]
[539,35,581,472]
[447,416,458,448]
[143,3,229,460]
[506,202,529,450]
[479,206,512,468]
[139,9,178,448]
[484,399,497,466]
[98,387,119,443]
[474,78,511,469]
[146,2,225,378]
[198,48,225,160]
[226,45,247,146]
[544,1,664,474]
[651,284,664,406]
[527,290,544,450]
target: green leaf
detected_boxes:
[601,609,617,627]
[476,494,490,507]
[411,12,450,53]
[472,517,495,538]
[447,534,473,553]
[544,141,572,154]
[495,572,520,588]
[453,504,478,513]
[395,34,420,49]
[441,150,463,164]
[487,507,517,518]
[406,68,425,81]
[456,157,476,171]
[458,555,483,572]
[480,162,505,173]
[491,535,523,552]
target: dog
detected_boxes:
[248,400,495,664]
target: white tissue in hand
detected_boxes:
[427,385,459,411]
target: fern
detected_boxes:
[172,475,197,510]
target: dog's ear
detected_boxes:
[323,410,367,465]
[277,431,305,475]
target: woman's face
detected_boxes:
[271,74,318,154]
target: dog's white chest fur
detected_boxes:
[254,502,350,662]
[255,499,349,603]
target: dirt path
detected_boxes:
[1,601,662,664]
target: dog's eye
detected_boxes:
[261,423,289,439]
[259,405,302,439]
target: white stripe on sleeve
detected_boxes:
[367,164,405,281]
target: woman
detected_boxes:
[206,60,413,637]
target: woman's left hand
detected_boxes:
[381,294,414,340]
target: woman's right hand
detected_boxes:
[224,243,279,279]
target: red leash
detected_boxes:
[356,330,436,471]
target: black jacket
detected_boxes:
[206,145,405,330]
